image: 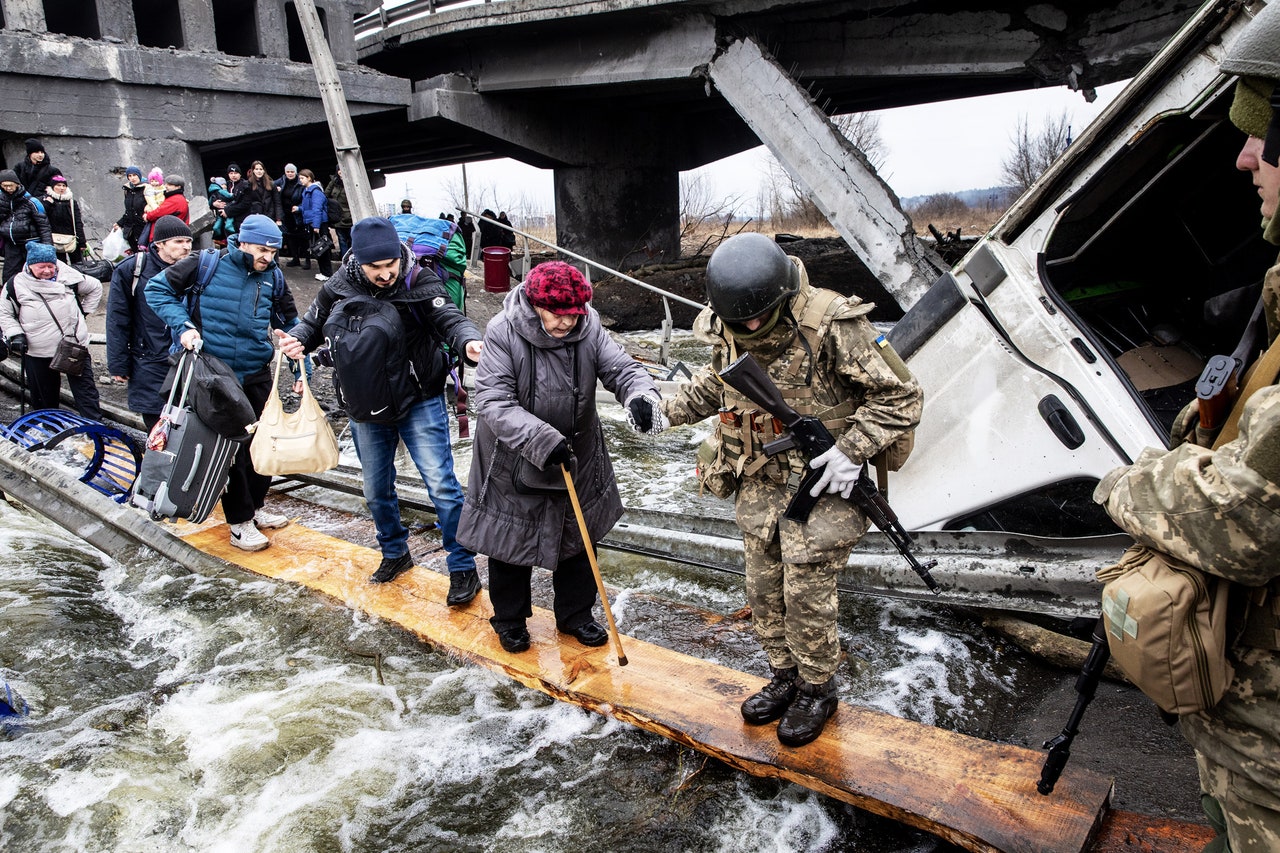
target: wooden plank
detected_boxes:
[176,515,1115,853]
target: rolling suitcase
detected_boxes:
[131,350,238,523]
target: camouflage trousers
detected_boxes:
[1197,755,1280,851]
[743,530,842,685]
[1182,647,1280,852]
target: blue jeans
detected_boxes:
[348,394,476,573]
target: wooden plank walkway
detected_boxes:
[176,514,1123,853]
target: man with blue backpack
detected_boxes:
[145,214,301,552]
[276,216,485,604]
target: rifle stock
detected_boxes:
[717,353,940,593]
[1195,354,1240,432]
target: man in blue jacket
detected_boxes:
[145,214,300,552]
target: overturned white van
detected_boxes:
[889,0,1275,537]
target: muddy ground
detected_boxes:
[0,244,1209,833]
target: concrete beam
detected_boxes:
[0,0,43,32]
[179,0,217,50]
[555,165,680,271]
[708,37,946,311]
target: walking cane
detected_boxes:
[561,464,628,666]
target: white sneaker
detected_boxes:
[314,273,327,281]
[254,509,290,530]
[229,521,269,552]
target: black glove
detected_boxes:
[627,395,654,433]
[545,439,572,468]
[8,334,27,357]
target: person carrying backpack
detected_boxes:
[145,214,301,553]
[276,216,484,604]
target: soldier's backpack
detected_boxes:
[322,266,422,424]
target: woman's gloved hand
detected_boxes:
[625,394,669,435]
[545,439,572,468]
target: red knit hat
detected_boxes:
[525,261,592,315]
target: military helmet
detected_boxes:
[1222,3,1280,81]
[705,233,800,323]
[1223,2,1280,166]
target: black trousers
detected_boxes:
[488,551,597,632]
[219,365,271,525]
[21,353,102,420]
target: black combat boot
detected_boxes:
[776,677,838,746]
[740,666,799,725]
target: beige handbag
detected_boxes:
[249,350,339,476]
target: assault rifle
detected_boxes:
[718,353,940,593]
[1038,617,1109,795]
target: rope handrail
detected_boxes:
[461,209,706,312]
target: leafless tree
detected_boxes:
[759,111,888,229]
[1001,111,1072,194]
[679,172,750,257]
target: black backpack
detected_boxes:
[325,195,343,224]
[322,269,421,423]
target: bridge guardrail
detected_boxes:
[355,0,498,40]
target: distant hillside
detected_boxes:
[900,186,1018,210]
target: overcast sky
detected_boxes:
[372,80,1129,217]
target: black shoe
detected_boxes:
[285,259,301,267]
[495,625,530,653]
[562,620,608,647]
[741,666,800,725]
[776,678,838,747]
[446,569,481,606]
[370,553,412,584]
[302,260,312,270]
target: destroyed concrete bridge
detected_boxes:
[0,0,1206,307]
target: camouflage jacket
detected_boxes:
[662,259,923,562]
[1096,259,1280,796]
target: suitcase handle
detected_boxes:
[181,444,203,492]
[164,344,203,413]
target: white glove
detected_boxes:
[808,445,860,499]
[625,394,669,435]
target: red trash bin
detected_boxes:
[482,246,512,293]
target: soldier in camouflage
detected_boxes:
[662,233,922,746]
[1094,5,1280,849]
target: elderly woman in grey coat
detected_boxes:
[457,262,665,653]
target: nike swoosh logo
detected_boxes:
[370,406,389,416]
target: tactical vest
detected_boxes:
[710,283,862,488]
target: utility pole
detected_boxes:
[293,0,377,222]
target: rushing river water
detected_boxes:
[0,329,1049,852]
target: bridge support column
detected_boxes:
[553,165,680,272]
[1,0,43,31]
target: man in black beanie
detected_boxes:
[105,215,193,430]
[276,216,486,602]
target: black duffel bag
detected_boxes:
[74,245,114,282]
[161,349,256,441]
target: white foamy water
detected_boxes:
[0,460,1021,852]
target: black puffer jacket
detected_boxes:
[44,191,86,246]
[15,157,58,198]
[248,180,280,221]
[288,246,481,400]
[116,184,147,230]
[0,186,51,247]
[276,176,303,230]
[223,178,252,222]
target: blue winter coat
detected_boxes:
[106,245,181,415]
[299,183,328,230]
[144,237,299,381]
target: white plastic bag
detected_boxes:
[101,229,129,262]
